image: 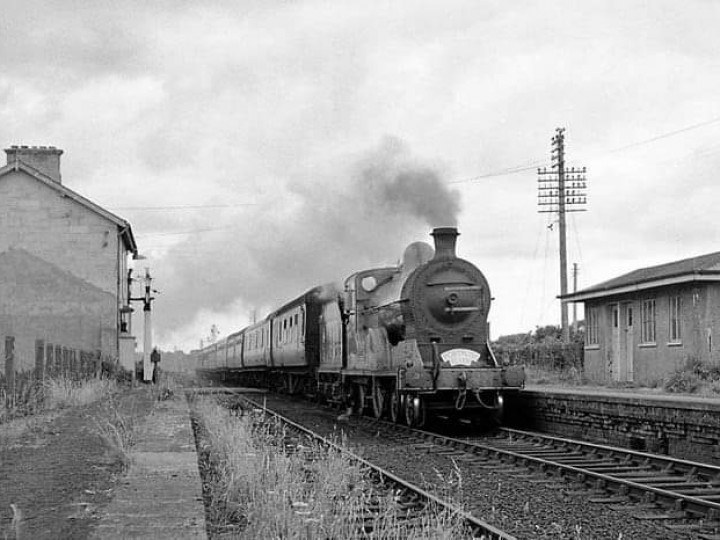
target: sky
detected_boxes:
[2,0,720,351]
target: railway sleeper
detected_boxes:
[666,521,720,533]
[583,465,653,473]
[652,481,720,490]
[614,474,693,483]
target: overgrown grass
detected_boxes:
[44,376,118,410]
[93,394,139,468]
[0,375,119,425]
[195,398,469,539]
[0,375,126,458]
[663,357,720,395]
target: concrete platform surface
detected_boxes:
[91,396,207,539]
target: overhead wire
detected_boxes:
[452,114,720,185]
[111,203,256,211]
[128,114,720,241]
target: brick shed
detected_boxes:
[0,146,138,372]
[562,252,720,385]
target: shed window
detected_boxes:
[641,299,656,343]
[586,307,599,345]
[669,296,681,343]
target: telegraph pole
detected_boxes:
[538,128,587,343]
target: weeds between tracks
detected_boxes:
[192,397,470,539]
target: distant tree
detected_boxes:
[533,325,562,343]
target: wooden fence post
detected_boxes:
[35,339,45,382]
[5,336,15,409]
[55,345,62,377]
[95,349,102,378]
[46,343,54,378]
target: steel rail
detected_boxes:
[392,424,720,519]
[501,427,720,480]
[240,396,516,540]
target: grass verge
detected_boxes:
[192,397,469,539]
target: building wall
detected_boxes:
[0,171,124,361]
[583,283,720,384]
[0,170,121,294]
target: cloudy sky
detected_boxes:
[3,0,720,350]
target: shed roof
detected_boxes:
[0,159,138,256]
[562,251,720,302]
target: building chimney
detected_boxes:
[5,145,63,183]
[430,227,459,260]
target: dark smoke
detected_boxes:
[357,136,461,227]
[152,137,461,347]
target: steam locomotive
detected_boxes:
[196,227,525,427]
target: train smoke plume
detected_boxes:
[356,136,460,227]
[155,137,461,348]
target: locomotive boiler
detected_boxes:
[196,227,524,428]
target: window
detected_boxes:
[641,299,656,343]
[586,306,599,345]
[669,296,681,343]
[612,305,619,328]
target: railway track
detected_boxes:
[357,420,720,537]
[238,395,515,540]
[211,390,717,538]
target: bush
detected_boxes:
[663,357,720,394]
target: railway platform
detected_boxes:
[508,384,720,465]
[91,394,207,539]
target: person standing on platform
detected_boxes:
[150,347,161,384]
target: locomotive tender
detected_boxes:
[196,227,524,427]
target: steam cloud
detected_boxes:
[154,137,461,348]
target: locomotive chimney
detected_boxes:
[431,227,459,260]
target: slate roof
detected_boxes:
[0,160,138,256]
[562,251,720,302]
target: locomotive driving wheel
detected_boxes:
[371,378,386,419]
[404,395,426,428]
